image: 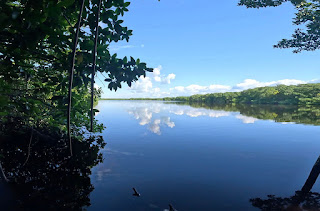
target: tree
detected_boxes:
[0,0,153,144]
[238,0,320,53]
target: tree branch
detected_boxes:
[67,0,85,156]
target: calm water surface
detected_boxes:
[87,101,320,210]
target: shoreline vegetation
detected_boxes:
[101,83,320,105]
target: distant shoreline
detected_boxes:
[100,83,320,105]
[100,98,163,100]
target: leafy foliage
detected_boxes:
[0,0,152,138]
[238,0,320,53]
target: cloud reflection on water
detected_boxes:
[235,114,259,124]
[125,102,260,135]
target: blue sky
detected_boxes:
[96,0,320,98]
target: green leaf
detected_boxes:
[57,0,75,7]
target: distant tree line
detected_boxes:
[163,83,320,105]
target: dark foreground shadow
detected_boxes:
[251,156,320,210]
[0,130,106,210]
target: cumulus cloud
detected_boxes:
[163,73,176,84]
[171,84,231,95]
[128,65,176,97]
[128,66,316,98]
[153,66,162,82]
[232,79,306,91]
[309,79,320,83]
[130,76,153,93]
[152,65,176,84]
[171,78,316,96]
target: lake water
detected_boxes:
[88,100,320,210]
[1,100,320,210]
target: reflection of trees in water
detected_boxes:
[251,156,320,210]
[168,102,320,126]
[0,130,106,210]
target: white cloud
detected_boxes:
[275,79,305,86]
[153,65,161,78]
[209,84,232,91]
[309,79,320,83]
[174,86,185,92]
[109,45,134,51]
[233,79,306,91]
[128,65,176,97]
[186,84,206,93]
[152,65,176,84]
[154,76,161,82]
[171,84,231,95]
[163,73,176,84]
[234,79,268,90]
[94,83,101,89]
[154,87,161,93]
[171,78,315,97]
[126,66,317,98]
[130,76,153,93]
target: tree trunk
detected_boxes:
[90,0,102,132]
[67,0,85,156]
[301,155,320,193]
